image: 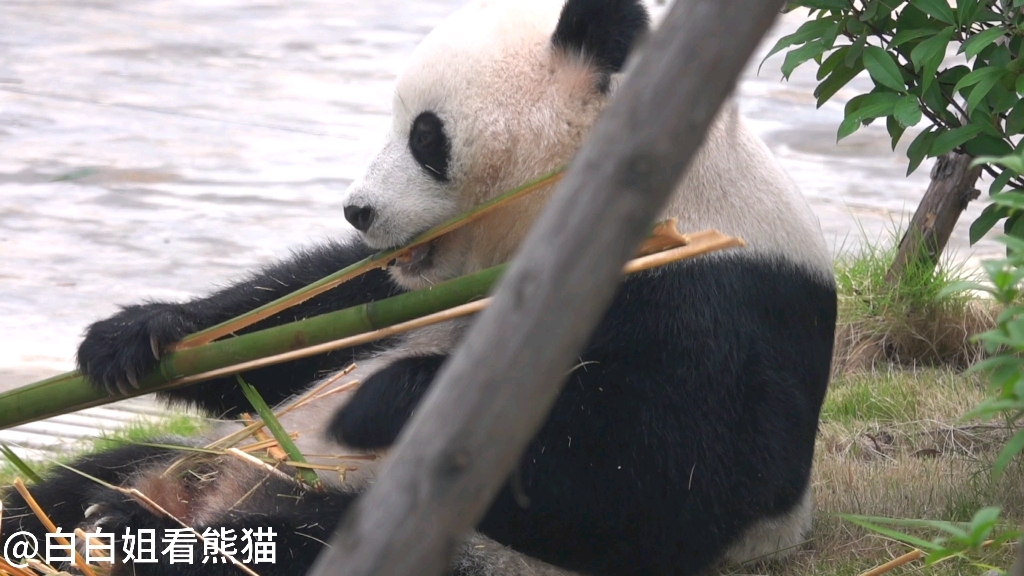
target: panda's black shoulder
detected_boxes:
[588,253,837,369]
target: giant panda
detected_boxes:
[0,1,837,575]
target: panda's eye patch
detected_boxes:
[409,111,450,182]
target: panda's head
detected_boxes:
[343,0,649,289]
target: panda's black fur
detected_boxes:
[551,0,650,81]
[74,240,400,415]
[1,1,838,575]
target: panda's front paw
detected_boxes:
[80,490,164,538]
[77,302,198,396]
[328,354,447,450]
[78,487,179,561]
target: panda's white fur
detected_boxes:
[3,2,836,575]
[345,0,829,291]
[347,0,607,291]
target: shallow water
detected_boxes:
[0,1,1004,380]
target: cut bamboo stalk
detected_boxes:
[164,230,741,386]
[858,539,999,576]
[0,263,506,430]
[857,549,923,576]
[0,227,736,431]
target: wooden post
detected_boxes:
[1011,534,1024,576]
[885,152,981,284]
[307,1,785,575]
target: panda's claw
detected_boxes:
[77,302,196,398]
[84,504,101,519]
[150,334,161,361]
[126,369,140,390]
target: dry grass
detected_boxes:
[830,236,996,374]
[721,368,1023,576]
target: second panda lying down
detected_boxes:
[1,1,837,575]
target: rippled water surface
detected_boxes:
[0,1,1005,381]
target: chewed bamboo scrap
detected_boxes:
[238,436,297,454]
[635,218,691,256]
[239,415,288,461]
[206,363,358,452]
[225,448,293,483]
[857,539,999,576]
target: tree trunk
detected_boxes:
[885,152,981,284]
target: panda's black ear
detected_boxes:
[551,0,650,75]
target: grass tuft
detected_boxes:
[832,232,994,374]
[0,413,206,485]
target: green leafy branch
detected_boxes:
[770,0,1024,242]
[839,508,1021,566]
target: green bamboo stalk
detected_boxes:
[236,375,321,487]
[176,167,566,349]
[0,220,723,433]
[0,264,506,431]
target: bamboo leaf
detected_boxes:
[0,444,43,484]
[237,375,321,487]
[836,515,945,550]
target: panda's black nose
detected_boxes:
[344,205,376,232]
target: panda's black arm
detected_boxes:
[327,354,447,449]
[77,239,402,416]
